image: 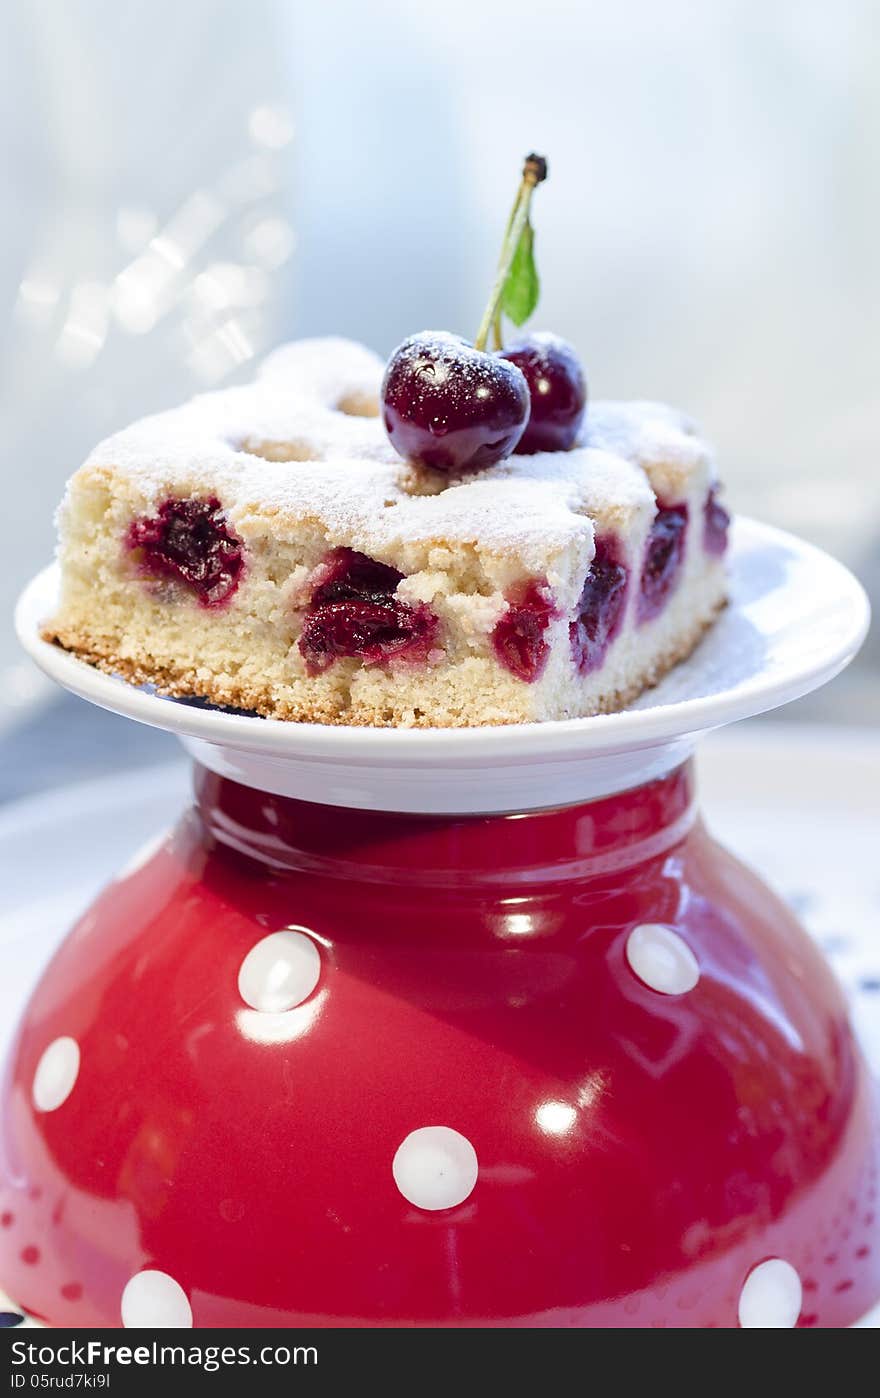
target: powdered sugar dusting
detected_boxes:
[585,402,713,478]
[77,339,712,564]
[258,337,385,413]
[385,331,530,402]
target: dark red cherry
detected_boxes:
[381,332,530,472]
[499,332,586,454]
[637,503,688,623]
[126,496,244,606]
[491,580,558,683]
[299,548,439,675]
[309,548,404,607]
[570,536,629,675]
[703,485,730,556]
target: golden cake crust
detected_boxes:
[43,600,724,729]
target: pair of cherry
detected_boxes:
[381,154,586,474]
[381,330,586,471]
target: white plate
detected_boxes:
[15,519,870,811]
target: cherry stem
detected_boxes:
[474,154,547,353]
[491,191,520,351]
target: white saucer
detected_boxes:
[15,519,870,811]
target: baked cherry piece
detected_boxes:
[499,333,587,453]
[308,548,403,606]
[298,548,439,675]
[703,485,731,556]
[381,332,530,473]
[570,537,629,674]
[126,497,244,607]
[491,580,558,683]
[637,503,689,623]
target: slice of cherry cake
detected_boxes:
[45,338,728,727]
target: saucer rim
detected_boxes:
[15,517,870,768]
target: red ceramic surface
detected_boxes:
[1,762,878,1327]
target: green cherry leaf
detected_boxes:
[501,217,539,327]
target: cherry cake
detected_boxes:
[45,339,729,726]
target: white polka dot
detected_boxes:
[738,1258,802,1328]
[625,924,699,995]
[237,929,321,1013]
[121,1270,193,1328]
[32,1037,80,1113]
[392,1126,478,1211]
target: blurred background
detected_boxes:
[1,0,878,799]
